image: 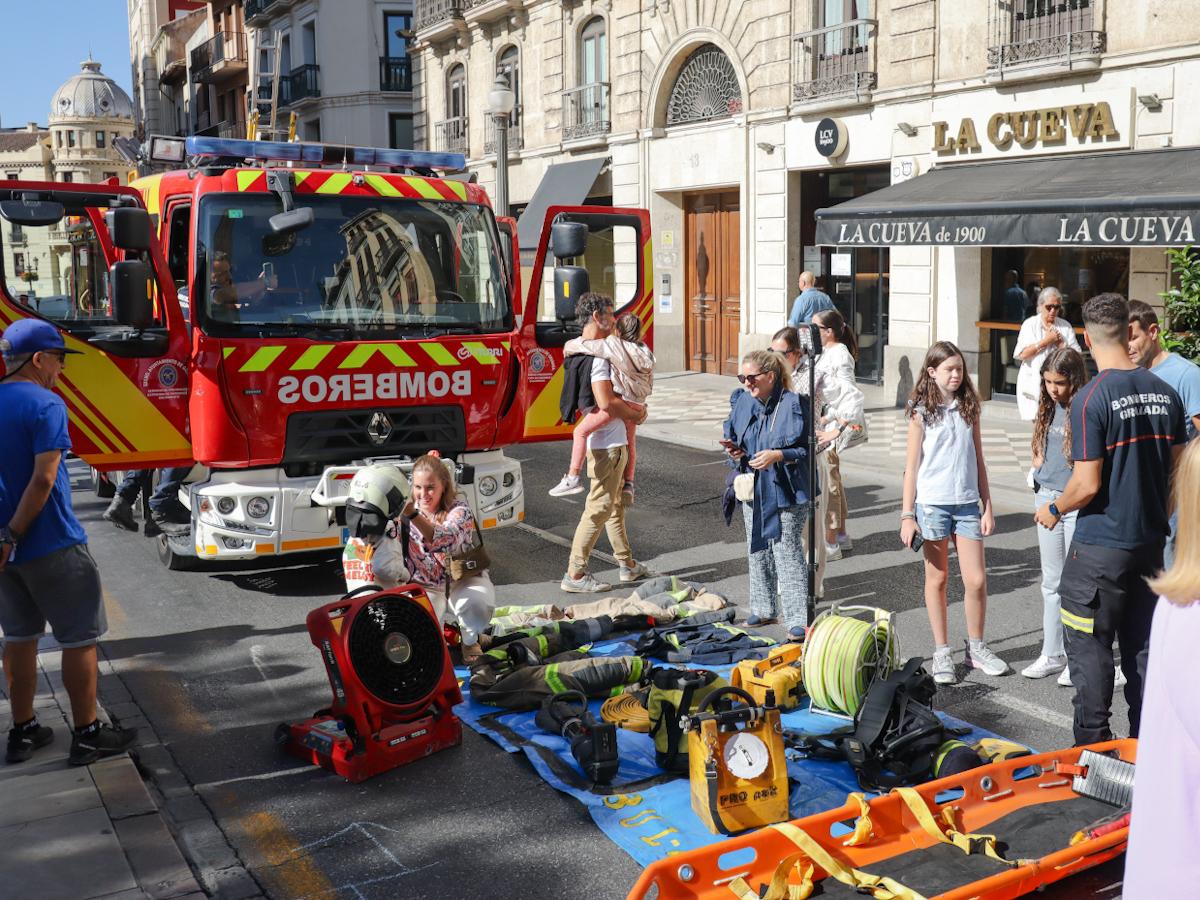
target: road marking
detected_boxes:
[129,664,214,735]
[517,521,619,566]
[195,765,314,791]
[233,811,337,899]
[102,588,126,629]
[291,822,439,898]
[989,690,1075,731]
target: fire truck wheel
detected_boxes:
[91,468,116,499]
[157,534,198,571]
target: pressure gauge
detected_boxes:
[723,732,770,779]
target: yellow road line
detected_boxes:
[232,811,337,899]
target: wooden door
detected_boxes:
[685,191,740,375]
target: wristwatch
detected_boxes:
[1048,502,1061,519]
[0,526,17,548]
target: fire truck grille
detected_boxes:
[283,406,466,465]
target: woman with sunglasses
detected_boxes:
[1013,286,1081,421]
[722,350,815,641]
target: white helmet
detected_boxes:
[345,465,410,540]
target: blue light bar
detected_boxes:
[185,136,465,171]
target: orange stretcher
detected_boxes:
[629,739,1135,900]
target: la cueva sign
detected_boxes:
[933,102,1119,156]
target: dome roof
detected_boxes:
[50,58,133,121]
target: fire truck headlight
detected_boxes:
[502,472,515,488]
[478,476,498,497]
[217,497,236,515]
[247,497,271,519]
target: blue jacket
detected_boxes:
[723,383,815,553]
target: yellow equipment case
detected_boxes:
[730,643,804,711]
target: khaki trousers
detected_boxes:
[569,446,633,574]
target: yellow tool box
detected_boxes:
[730,642,804,710]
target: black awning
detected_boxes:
[815,147,1200,247]
[515,157,608,250]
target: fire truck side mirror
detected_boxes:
[109,260,153,330]
[550,221,588,260]
[554,267,589,324]
[0,198,64,226]
[106,208,153,251]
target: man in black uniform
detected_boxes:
[1035,293,1186,745]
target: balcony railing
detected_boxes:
[414,0,467,32]
[244,0,293,25]
[285,64,321,104]
[379,56,413,92]
[792,19,877,104]
[562,82,610,142]
[191,31,247,82]
[434,116,469,155]
[484,112,523,155]
[196,120,244,139]
[988,0,1104,75]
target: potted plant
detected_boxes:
[1159,247,1200,363]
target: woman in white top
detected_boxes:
[1013,286,1081,421]
[812,308,865,559]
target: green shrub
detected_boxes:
[1160,247,1200,363]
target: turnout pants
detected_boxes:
[1059,539,1160,746]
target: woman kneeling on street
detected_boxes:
[722,349,815,642]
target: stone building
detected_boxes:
[49,59,137,185]
[128,0,208,139]
[410,0,1200,402]
[0,124,56,305]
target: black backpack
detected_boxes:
[786,657,956,791]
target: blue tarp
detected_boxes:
[454,643,1013,867]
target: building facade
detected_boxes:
[410,0,1200,399]
[128,0,208,139]
[241,0,416,148]
[49,59,137,185]
[191,1,252,137]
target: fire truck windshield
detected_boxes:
[195,193,511,337]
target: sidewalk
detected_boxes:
[0,637,203,900]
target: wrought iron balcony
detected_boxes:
[414,0,467,34]
[562,82,611,142]
[434,116,469,155]
[191,31,247,83]
[285,64,321,104]
[244,0,294,26]
[483,112,523,155]
[379,56,413,92]
[792,20,877,104]
[464,0,525,25]
[988,0,1104,76]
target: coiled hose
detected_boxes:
[802,609,898,717]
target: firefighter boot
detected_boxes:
[103,497,138,532]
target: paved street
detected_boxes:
[64,420,1126,899]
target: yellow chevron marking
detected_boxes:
[131,174,163,216]
[236,170,263,191]
[58,379,126,453]
[223,347,235,359]
[316,172,353,194]
[291,345,334,371]
[365,174,403,197]
[462,341,500,365]
[406,177,445,201]
[239,346,286,372]
[294,172,311,186]
[421,342,459,366]
[524,366,572,438]
[443,180,468,201]
[643,238,653,301]
[502,341,511,351]
[338,343,417,369]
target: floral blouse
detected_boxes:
[406,499,482,589]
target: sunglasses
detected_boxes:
[40,350,67,365]
[1043,304,1062,311]
[738,372,768,385]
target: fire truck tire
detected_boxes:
[91,468,116,499]
[157,534,198,571]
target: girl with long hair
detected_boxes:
[1125,439,1200,894]
[900,341,1006,684]
[1022,348,1087,681]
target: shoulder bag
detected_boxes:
[448,509,491,582]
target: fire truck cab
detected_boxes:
[0,137,653,569]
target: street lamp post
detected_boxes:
[487,73,515,218]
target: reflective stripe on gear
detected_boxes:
[1061,608,1095,634]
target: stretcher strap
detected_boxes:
[728,822,927,900]
[843,792,875,847]
[893,788,1029,868]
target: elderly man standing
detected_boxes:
[787,272,834,327]
[0,319,137,765]
[561,292,650,593]
[1013,286,1081,421]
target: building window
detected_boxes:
[14,253,25,272]
[5,172,17,181]
[580,16,607,85]
[302,20,317,65]
[96,130,106,148]
[305,119,321,142]
[61,171,73,182]
[384,11,411,58]
[447,63,467,120]
[103,172,118,182]
[54,132,61,148]
[389,113,413,149]
[497,45,521,129]
[665,44,743,126]
[822,0,872,26]
[67,130,76,148]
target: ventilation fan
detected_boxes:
[278,585,462,782]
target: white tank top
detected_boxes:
[915,401,979,506]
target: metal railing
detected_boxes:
[562,82,610,141]
[987,0,1104,74]
[414,0,467,32]
[792,19,877,103]
[243,0,273,22]
[434,116,469,155]
[195,120,243,139]
[484,112,523,155]
[286,64,321,103]
[379,56,413,92]
[191,31,247,81]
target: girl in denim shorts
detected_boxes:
[900,342,1009,684]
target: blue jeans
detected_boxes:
[149,466,191,513]
[915,501,982,542]
[1164,509,1178,571]
[115,469,151,503]
[1035,487,1076,659]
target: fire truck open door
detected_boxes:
[505,205,653,445]
[0,181,192,471]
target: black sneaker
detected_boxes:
[69,722,138,766]
[6,723,54,764]
[103,497,138,531]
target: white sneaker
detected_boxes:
[1057,665,1073,687]
[549,474,584,497]
[1115,666,1127,688]
[560,572,611,593]
[619,562,651,583]
[836,532,853,552]
[1021,655,1067,679]
[824,542,843,561]
[964,640,1011,676]
[931,648,956,685]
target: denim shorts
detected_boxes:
[916,502,982,542]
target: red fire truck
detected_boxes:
[0,136,653,568]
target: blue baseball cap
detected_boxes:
[0,318,82,356]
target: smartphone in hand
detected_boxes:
[910,531,925,553]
